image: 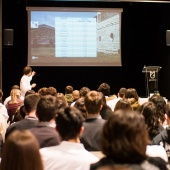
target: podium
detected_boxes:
[142,66,162,97]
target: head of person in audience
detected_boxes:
[138,101,161,140]
[74,97,87,119]
[23,66,33,77]
[79,86,91,98]
[24,94,40,118]
[0,130,43,170]
[55,92,68,109]
[117,87,127,98]
[165,102,170,126]
[56,107,84,142]
[46,86,57,96]
[101,110,149,164]
[13,91,37,123]
[10,89,22,103]
[114,98,132,112]
[65,85,73,94]
[25,89,36,97]
[124,88,140,110]
[101,93,112,111]
[97,83,110,96]
[149,94,166,125]
[84,91,103,115]
[37,87,48,97]
[72,90,80,102]
[36,95,60,124]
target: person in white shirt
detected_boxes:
[40,106,99,170]
[20,66,36,97]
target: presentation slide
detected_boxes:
[27,7,123,66]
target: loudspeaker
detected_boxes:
[3,29,13,46]
[166,30,170,46]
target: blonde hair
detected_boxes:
[9,89,21,104]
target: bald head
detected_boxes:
[72,90,80,101]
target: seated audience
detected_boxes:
[64,85,73,105]
[74,97,87,119]
[40,106,99,170]
[90,110,169,170]
[152,102,170,163]
[0,130,43,170]
[37,87,48,97]
[5,94,40,139]
[5,89,23,123]
[80,91,106,151]
[30,95,60,148]
[55,92,68,109]
[12,90,36,123]
[138,101,164,141]
[71,90,80,106]
[114,98,132,111]
[79,86,91,98]
[107,87,127,111]
[46,86,57,96]
[124,88,140,110]
[100,93,113,120]
[3,85,24,106]
[149,94,166,126]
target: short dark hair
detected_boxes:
[118,87,127,98]
[85,91,103,114]
[124,88,139,101]
[25,90,36,97]
[114,98,132,112]
[24,94,40,113]
[65,85,73,94]
[36,95,60,121]
[56,107,84,140]
[46,87,57,96]
[79,87,90,97]
[23,66,32,75]
[101,110,148,164]
[97,83,110,96]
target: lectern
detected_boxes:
[142,66,162,97]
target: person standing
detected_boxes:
[20,66,36,97]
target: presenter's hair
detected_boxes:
[0,130,43,170]
[23,66,32,75]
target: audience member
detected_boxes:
[0,130,43,170]
[79,86,91,98]
[30,95,60,148]
[107,87,127,111]
[152,102,170,163]
[64,85,73,105]
[74,97,87,119]
[38,87,48,97]
[100,93,113,120]
[71,90,80,106]
[124,88,140,110]
[80,91,106,151]
[149,94,166,126]
[97,83,110,97]
[90,110,168,170]
[5,89,23,123]
[40,106,98,170]
[5,94,40,139]
[12,90,36,123]
[3,85,24,106]
[138,101,164,141]
[114,98,132,112]
[46,86,57,96]
[20,66,36,97]
[55,92,68,109]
